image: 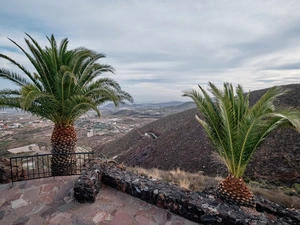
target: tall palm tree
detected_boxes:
[0,33,133,176]
[183,82,300,207]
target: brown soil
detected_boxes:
[95,83,300,187]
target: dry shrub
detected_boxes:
[127,166,300,209]
[179,177,190,189]
[252,187,300,209]
[128,167,162,180]
[127,166,223,191]
[148,168,161,180]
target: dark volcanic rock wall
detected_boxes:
[95,83,300,185]
[75,161,300,225]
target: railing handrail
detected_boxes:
[9,151,94,185]
[9,151,94,159]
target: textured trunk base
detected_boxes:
[51,154,77,176]
[51,124,77,176]
[217,174,256,207]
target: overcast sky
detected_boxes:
[1,0,300,103]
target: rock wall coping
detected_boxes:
[74,161,300,225]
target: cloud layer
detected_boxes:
[1,0,300,102]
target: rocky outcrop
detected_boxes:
[73,166,102,203]
[0,157,10,183]
[74,160,300,225]
[0,157,26,184]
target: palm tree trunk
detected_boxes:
[51,124,77,176]
[217,174,256,207]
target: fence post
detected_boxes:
[10,158,13,186]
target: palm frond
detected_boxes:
[184,82,300,178]
[0,68,31,87]
[0,33,133,126]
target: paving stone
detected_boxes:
[47,199,65,208]
[80,205,107,222]
[18,181,28,189]
[92,211,112,223]
[39,190,56,204]
[112,189,133,207]
[0,199,11,211]
[97,185,118,199]
[1,178,219,225]
[22,186,41,203]
[63,195,74,203]
[12,202,36,216]
[6,188,22,201]
[38,177,57,186]
[72,216,94,225]
[1,212,20,225]
[123,197,150,215]
[26,216,45,225]
[56,179,66,187]
[25,179,39,189]
[96,203,122,215]
[26,204,48,216]
[136,202,158,215]
[60,175,78,183]
[41,183,57,192]
[135,215,158,225]
[48,211,73,225]
[151,207,169,224]
[11,198,28,209]
[53,180,74,201]
[0,188,9,199]
[0,210,6,220]
[0,183,10,191]
[110,211,135,225]
[0,198,6,207]
[57,201,78,212]
[40,207,57,218]
[12,215,30,225]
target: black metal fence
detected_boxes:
[10,152,94,184]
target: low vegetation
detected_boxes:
[127,166,300,209]
[0,140,13,157]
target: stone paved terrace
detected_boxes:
[0,176,198,225]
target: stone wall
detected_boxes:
[74,160,300,225]
[0,157,27,184]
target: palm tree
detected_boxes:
[183,82,300,207]
[0,33,133,176]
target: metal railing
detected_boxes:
[10,152,94,184]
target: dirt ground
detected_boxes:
[0,112,157,158]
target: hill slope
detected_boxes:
[95,83,300,186]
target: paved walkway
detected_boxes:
[0,176,198,225]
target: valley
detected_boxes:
[0,101,195,158]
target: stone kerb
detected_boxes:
[73,161,300,225]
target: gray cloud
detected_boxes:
[1,0,300,103]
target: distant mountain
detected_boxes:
[162,101,196,112]
[94,83,300,186]
[112,110,139,116]
[99,101,191,110]
[102,101,196,118]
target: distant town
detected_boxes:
[0,101,195,158]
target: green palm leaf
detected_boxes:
[0,33,133,125]
[183,82,300,178]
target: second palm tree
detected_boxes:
[183,82,300,207]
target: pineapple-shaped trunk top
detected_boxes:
[217,174,256,207]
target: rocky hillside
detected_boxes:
[95,83,300,186]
